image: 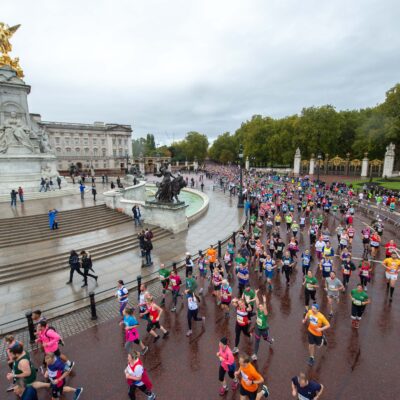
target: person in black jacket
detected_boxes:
[80,251,98,287]
[143,237,153,266]
[66,250,85,284]
[138,230,145,257]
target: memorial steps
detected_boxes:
[0,225,169,285]
[0,204,134,247]
[0,186,81,202]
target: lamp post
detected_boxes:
[317,153,322,184]
[238,144,244,208]
[125,151,129,174]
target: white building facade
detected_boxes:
[31,115,132,173]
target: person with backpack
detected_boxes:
[80,250,98,288]
[35,321,74,371]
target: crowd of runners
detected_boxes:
[3,166,399,400]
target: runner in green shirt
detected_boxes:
[7,344,37,386]
[159,264,170,306]
[350,284,370,329]
[251,290,273,360]
[303,271,318,313]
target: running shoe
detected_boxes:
[153,335,160,343]
[219,386,228,396]
[268,337,275,345]
[73,387,83,400]
[6,384,15,393]
[186,330,193,337]
[148,394,157,400]
[163,331,169,338]
[170,307,176,312]
[251,354,258,361]
[231,380,239,390]
[141,346,149,356]
[308,357,315,366]
[202,316,206,324]
[261,384,270,398]
[232,347,239,354]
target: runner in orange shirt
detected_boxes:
[302,303,330,366]
[234,355,269,399]
[207,245,217,274]
[383,252,400,302]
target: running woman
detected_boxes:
[341,255,356,289]
[325,271,344,318]
[197,252,207,294]
[212,268,223,305]
[358,258,372,291]
[370,231,381,259]
[116,280,129,316]
[231,298,251,354]
[320,257,333,280]
[217,337,239,396]
[281,251,295,286]
[185,291,206,337]
[291,372,323,399]
[263,254,276,291]
[138,284,150,321]
[300,250,312,276]
[382,252,400,302]
[142,296,169,342]
[234,355,269,399]
[125,352,156,400]
[303,271,318,313]
[251,292,274,361]
[302,303,330,366]
[220,279,233,318]
[350,283,370,329]
[169,269,182,312]
[120,307,148,355]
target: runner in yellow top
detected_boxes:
[302,303,330,366]
[383,252,400,302]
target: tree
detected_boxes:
[184,131,209,161]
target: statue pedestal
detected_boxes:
[143,200,188,233]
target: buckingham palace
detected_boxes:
[31,114,133,174]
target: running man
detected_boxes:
[291,372,323,399]
[169,269,182,312]
[158,264,171,306]
[302,304,330,366]
[251,292,274,361]
[116,280,129,316]
[234,355,269,399]
[303,271,318,314]
[185,291,206,337]
[325,272,344,318]
[231,298,251,354]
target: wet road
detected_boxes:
[1,208,400,399]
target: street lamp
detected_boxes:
[238,144,244,208]
[317,153,322,184]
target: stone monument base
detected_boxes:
[143,200,188,233]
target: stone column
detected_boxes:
[245,157,250,171]
[176,161,179,167]
[293,148,301,175]
[309,155,315,175]
[361,153,369,177]
[382,143,395,178]
[139,160,145,175]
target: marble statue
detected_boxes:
[0,112,34,153]
[39,130,51,153]
[41,162,58,178]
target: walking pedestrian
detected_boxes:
[91,185,97,201]
[143,237,153,266]
[17,187,24,203]
[10,189,17,207]
[132,205,142,227]
[79,182,85,199]
[57,176,62,189]
[48,209,59,230]
[80,251,98,287]
[66,250,85,284]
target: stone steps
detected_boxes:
[0,204,133,248]
[0,226,170,285]
[0,186,81,202]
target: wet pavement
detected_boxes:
[1,204,399,399]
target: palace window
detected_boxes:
[102,148,107,157]
[93,148,98,156]
[75,147,80,153]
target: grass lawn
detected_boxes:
[346,178,400,190]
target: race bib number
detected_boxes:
[353,299,362,306]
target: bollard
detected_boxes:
[89,292,97,320]
[25,311,36,343]
[232,231,236,246]
[137,275,142,301]
[218,240,222,258]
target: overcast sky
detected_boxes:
[3,0,400,143]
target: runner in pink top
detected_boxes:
[217,337,238,396]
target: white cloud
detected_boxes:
[2,0,400,142]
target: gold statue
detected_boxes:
[0,22,24,78]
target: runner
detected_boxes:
[12,379,38,400]
[302,303,330,366]
[303,271,318,313]
[382,252,400,302]
[320,257,333,280]
[169,269,182,312]
[242,284,257,319]
[138,284,150,321]
[124,351,156,400]
[116,280,129,316]
[185,252,194,278]
[207,244,217,273]
[263,254,276,291]
[231,298,251,354]
[251,291,274,361]
[281,251,295,286]
[234,355,269,399]
[358,258,372,291]
[220,279,233,318]
[300,250,312,276]
[158,264,170,306]
[142,296,169,342]
[325,271,344,318]
[197,252,207,294]
[350,283,370,328]
[370,230,381,259]
[212,267,223,305]
[341,254,356,289]
[6,343,37,388]
[291,372,323,399]
[121,307,148,355]
[237,261,250,297]
[185,291,206,337]
[217,337,239,396]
